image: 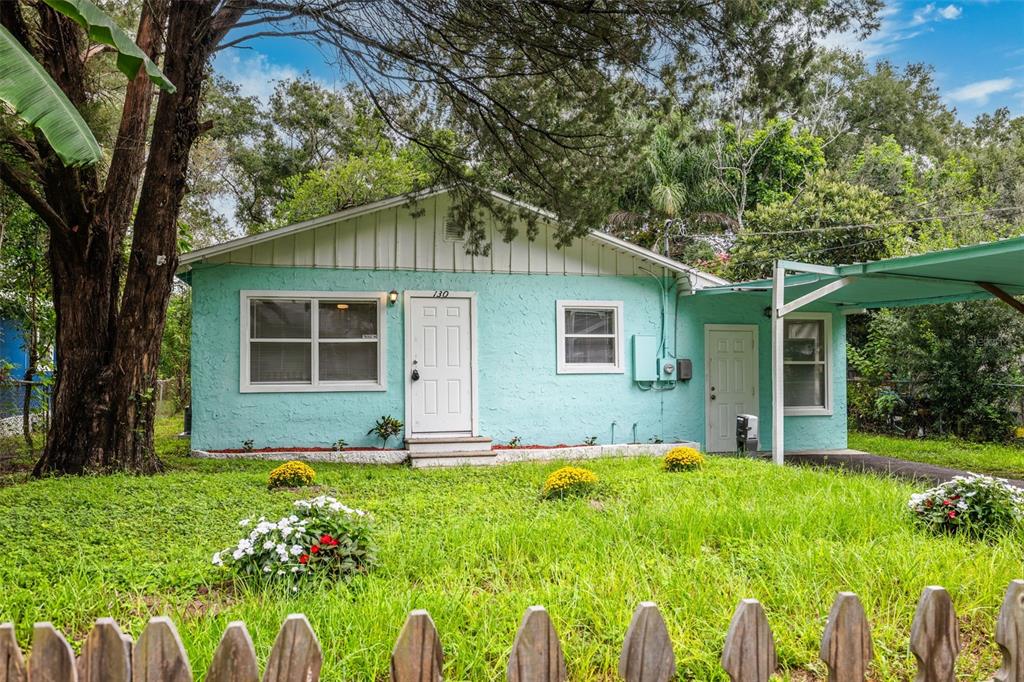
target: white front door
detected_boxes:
[407,294,475,435]
[705,326,758,452]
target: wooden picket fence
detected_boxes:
[1,580,1022,681]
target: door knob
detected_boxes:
[710,394,716,400]
[411,369,420,381]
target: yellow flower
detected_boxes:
[663,447,705,472]
[268,461,316,489]
[542,466,598,499]
[1014,426,1024,440]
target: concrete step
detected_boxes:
[405,436,492,454]
[409,450,498,468]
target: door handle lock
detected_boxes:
[411,369,420,381]
[710,394,716,400]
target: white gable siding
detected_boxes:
[206,193,655,277]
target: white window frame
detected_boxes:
[556,300,625,374]
[240,290,387,393]
[783,312,832,416]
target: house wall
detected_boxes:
[189,264,847,452]
[190,264,697,451]
[674,293,848,451]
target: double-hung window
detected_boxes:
[241,291,385,392]
[783,313,831,415]
[556,300,624,374]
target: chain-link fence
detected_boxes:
[0,379,50,437]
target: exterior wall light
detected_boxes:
[388,290,399,305]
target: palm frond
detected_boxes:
[43,0,175,93]
[0,25,102,167]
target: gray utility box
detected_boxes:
[736,414,759,454]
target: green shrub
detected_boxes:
[908,474,1024,536]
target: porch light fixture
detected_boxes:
[388,289,399,305]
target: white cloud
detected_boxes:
[911,3,962,25]
[910,3,936,26]
[946,77,1015,104]
[212,52,303,102]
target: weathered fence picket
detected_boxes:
[721,598,776,682]
[206,622,258,682]
[909,586,960,682]
[390,610,442,682]
[618,602,674,682]
[1,580,1021,681]
[996,579,1024,682]
[506,606,566,682]
[820,592,873,682]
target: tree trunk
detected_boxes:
[32,0,228,476]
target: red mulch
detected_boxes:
[209,446,388,454]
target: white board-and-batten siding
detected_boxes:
[204,194,658,278]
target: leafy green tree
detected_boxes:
[158,292,191,413]
[727,171,902,281]
[851,303,1024,441]
[0,196,54,455]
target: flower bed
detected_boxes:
[213,495,375,582]
[908,474,1024,536]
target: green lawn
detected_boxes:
[0,418,1020,680]
[849,431,1024,479]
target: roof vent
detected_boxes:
[444,218,464,242]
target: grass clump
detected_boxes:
[541,465,598,499]
[662,446,705,472]
[268,460,316,489]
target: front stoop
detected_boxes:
[405,436,493,454]
[408,450,499,468]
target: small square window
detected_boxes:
[556,301,624,374]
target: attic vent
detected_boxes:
[444,219,464,242]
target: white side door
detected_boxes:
[705,326,758,452]
[408,295,474,435]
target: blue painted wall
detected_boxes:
[0,319,28,377]
[676,293,848,452]
[189,264,847,452]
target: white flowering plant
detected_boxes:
[213,495,375,582]
[908,474,1024,536]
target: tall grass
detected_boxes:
[0,439,1019,679]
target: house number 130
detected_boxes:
[432,290,450,298]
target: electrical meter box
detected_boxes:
[632,335,658,381]
[658,357,677,381]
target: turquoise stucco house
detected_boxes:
[177,188,848,458]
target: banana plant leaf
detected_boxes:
[43,0,175,93]
[0,24,102,167]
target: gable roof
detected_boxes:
[177,187,727,287]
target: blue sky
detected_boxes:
[213,1,1024,122]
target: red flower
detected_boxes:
[320,534,333,544]
[942,499,952,506]
[298,554,309,564]
[310,544,320,554]
[947,511,957,519]
[924,499,933,508]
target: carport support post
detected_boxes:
[771,263,785,465]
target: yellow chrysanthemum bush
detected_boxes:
[662,446,705,472]
[268,461,316,489]
[542,465,598,499]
